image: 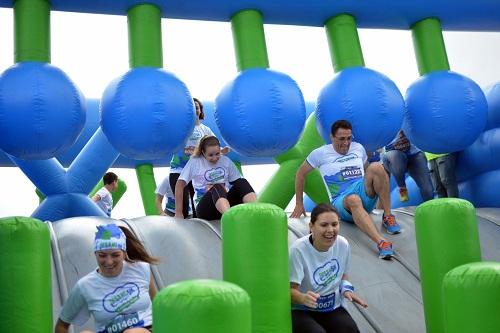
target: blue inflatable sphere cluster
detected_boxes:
[101,68,195,160]
[484,83,500,130]
[0,62,85,159]
[215,68,306,157]
[316,67,404,152]
[404,71,488,153]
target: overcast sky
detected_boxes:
[0,8,499,218]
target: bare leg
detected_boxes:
[344,195,385,245]
[364,162,392,216]
[242,192,257,203]
[215,197,231,214]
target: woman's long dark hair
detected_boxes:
[119,226,159,264]
[310,203,339,224]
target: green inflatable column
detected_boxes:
[324,14,365,72]
[0,217,52,333]
[411,18,450,76]
[443,262,500,333]
[222,203,291,333]
[153,279,251,333]
[415,199,481,333]
[14,0,50,63]
[127,4,163,215]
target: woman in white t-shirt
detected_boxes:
[168,98,229,218]
[174,135,257,220]
[54,224,158,333]
[289,203,367,333]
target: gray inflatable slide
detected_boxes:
[49,208,500,332]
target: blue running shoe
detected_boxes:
[378,240,394,260]
[382,214,401,234]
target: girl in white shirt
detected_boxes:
[175,135,256,220]
[169,98,229,217]
[54,224,158,333]
[289,203,367,333]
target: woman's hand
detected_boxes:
[302,291,320,309]
[184,146,195,155]
[344,291,368,308]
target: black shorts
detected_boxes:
[196,178,254,220]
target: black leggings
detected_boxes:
[196,178,255,220]
[292,307,359,333]
[169,172,196,218]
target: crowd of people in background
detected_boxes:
[82,102,461,333]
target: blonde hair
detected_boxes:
[193,135,220,157]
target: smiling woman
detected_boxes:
[54,224,158,333]
[289,203,367,333]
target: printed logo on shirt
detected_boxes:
[204,167,226,183]
[103,282,140,313]
[313,259,340,286]
[190,130,203,141]
[335,153,358,164]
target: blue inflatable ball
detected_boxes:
[483,83,500,130]
[0,62,85,159]
[316,67,404,152]
[215,68,305,157]
[101,68,195,160]
[404,71,488,153]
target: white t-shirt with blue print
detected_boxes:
[179,155,240,203]
[170,123,215,173]
[95,187,113,217]
[289,234,351,312]
[306,143,367,202]
[59,261,152,333]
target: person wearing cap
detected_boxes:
[54,224,158,333]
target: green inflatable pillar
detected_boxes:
[153,279,251,333]
[136,164,158,215]
[0,217,52,333]
[14,0,50,63]
[127,4,163,215]
[415,199,481,333]
[411,18,450,76]
[231,9,269,71]
[443,262,500,333]
[222,203,291,333]
[324,14,365,72]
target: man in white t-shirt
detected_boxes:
[291,120,400,259]
[92,172,118,217]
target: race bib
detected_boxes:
[316,292,336,312]
[102,313,142,333]
[340,166,362,181]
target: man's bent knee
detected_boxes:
[344,194,363,209]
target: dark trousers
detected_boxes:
[428,153,459,198]
[169,172,196,218]
[292,307,360,333]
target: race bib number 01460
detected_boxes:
[103,313,140,333]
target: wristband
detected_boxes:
[340,280,354,295]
